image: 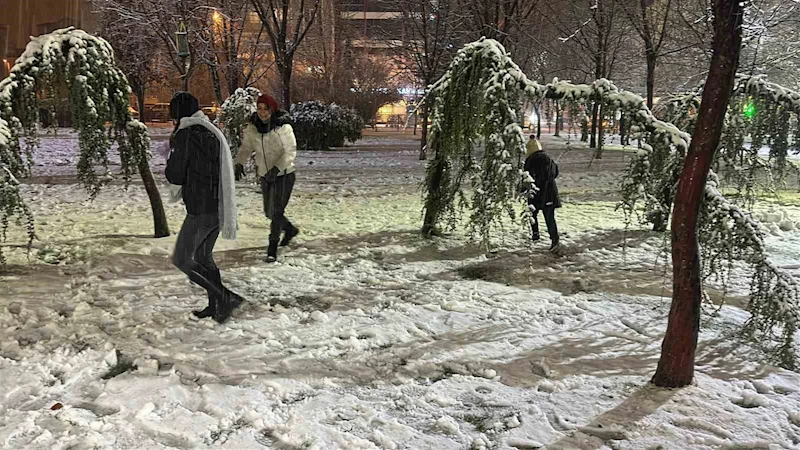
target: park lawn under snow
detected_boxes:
[2,135,800,449]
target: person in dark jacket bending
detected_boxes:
[166,91,244,323]
[524,136,562,253]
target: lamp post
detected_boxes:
[175,21,190,91]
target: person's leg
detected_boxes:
[530,206,541,241]
[278,172,298,246]
[173,214,242,322]
[191,217,221,319]
[544,207,560,248]
[267,173,296,260]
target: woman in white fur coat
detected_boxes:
[234,94,299,263]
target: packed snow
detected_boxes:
[2,134,800,449]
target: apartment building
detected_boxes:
[0,0,96,79]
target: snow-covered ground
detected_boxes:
[2,134,800,449]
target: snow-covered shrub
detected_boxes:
[218,95,363,152]
[290,101,363,150]
[216,87,260,157]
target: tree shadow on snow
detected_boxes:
[284,229,486,264]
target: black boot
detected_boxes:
[213,288,244,324]
[531,223,540,242]
[265,240,279,263]
[192,269,220,319]
[280,226,299,247]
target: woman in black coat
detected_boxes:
[524,136,561,253]
[166,91,244,323]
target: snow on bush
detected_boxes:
[218,93,363,152]
[216,87,260,157]
[290,101,363,150]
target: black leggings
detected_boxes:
[532,206,559,244]
[172,213,226,298]
[261,172,297,242]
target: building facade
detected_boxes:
[0,0,96,79]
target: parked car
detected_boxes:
[128,106,139,120]
[144,103,171,122]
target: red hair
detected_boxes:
[257,94,280,112]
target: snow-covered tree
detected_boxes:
[423,37,799,370]
[0,28,168,265]
[422,38,689,241]
[250,0,322,108]
[216,86,261,157]
[623,73,800,372]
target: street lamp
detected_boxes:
[175,21,190,58]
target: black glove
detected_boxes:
[264,166,280,183]
[234,164,245,181]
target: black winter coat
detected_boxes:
[165,125,221,215]
[524,151,561,210]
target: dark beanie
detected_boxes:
[169,91,200,121]
[257,94,280,112]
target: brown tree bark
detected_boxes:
[419,103,429,160]
[138,160,170,238]
[646,51,657,110]
[280,61,293,109]
[589,102,599,148]
[422,143,444,236]
[652,0,744,388]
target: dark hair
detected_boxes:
[169,91,200,122]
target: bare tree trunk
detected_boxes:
[280,62,293,109]
[652,0,744,388]
[594,104,605,159]
[422,145,444,236]
[419,103,429,160]
[646,52,657,110]
[590,102,599,148]
[135,85,147,124]
[210,65,224,105]
[536,104,541,139]
[138,160,170,238]
[554,101,561,137]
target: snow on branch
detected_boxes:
[0,27,149,265]
[621,73,800,366]
[423,38,799,365]
[702,172,799,367]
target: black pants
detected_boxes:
[172,213,225,298]
[261,172,297,242]
[532,206,559,244]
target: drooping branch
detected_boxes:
[424,37,799,366]
[0,28,168,264]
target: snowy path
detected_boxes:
[2,135,800,449]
